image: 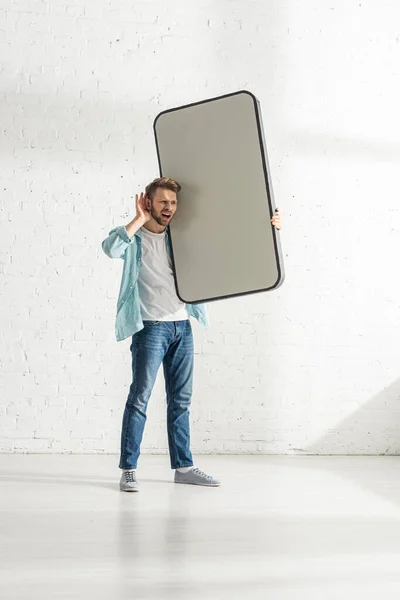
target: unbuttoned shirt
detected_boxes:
[101,225,210,342]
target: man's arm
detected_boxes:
[101,192,150,258]
[101,220,140,259]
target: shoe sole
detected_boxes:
[120,487,140,492]
[174,480,221,487]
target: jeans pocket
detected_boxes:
[143,321,161,326]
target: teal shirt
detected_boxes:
[102,225,210,342]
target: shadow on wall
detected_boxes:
[306,377,400,455]
[296,377,400,508]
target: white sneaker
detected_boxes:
[174,467,221,487]
[120,469,139,492]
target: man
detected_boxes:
[102,177,282,492]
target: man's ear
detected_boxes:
[145,197,151,210]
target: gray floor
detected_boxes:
[1,454,400,599]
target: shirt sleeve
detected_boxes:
[101,226,135,259]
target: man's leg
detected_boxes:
[119,322,170,471]
[163,320,222,487]
[163,320,194,469]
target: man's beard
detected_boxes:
[151,207,173,227]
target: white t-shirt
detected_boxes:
[137,227,189,322]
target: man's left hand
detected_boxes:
[271,208,282,230]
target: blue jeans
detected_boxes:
[119,320,194,470]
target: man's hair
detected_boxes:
[145,177,181,201]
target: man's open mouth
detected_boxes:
[162,213,171,218]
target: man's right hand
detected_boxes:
[135,192,151,224]
[125,192,151,239]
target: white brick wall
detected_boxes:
[1,0,400,455]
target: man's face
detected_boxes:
[147,187,178,227]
